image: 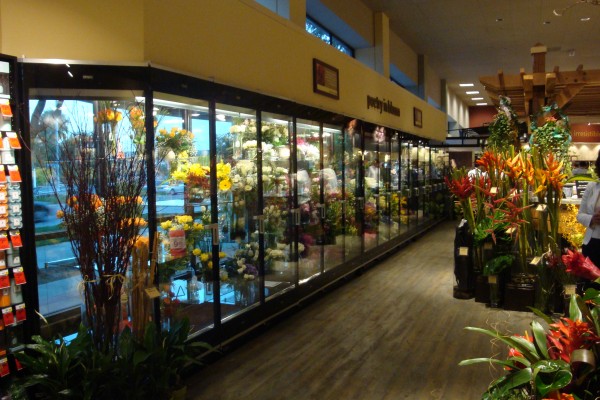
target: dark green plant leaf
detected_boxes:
[531,321,549,359]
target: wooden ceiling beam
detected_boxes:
[555,83,586,109]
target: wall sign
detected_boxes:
[413,107,422,128]
[313,59,339,99]
[366,95,400,117]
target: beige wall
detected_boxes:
[389,31,417,84]
[1,0,447,140]
[425,64,441,106]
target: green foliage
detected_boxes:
[529,104,572,168]
[16,318,211,400]
[482,254,515,276]
[461,293,600,399]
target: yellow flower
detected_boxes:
[160,220,172,230]
[200,253,210,263]
[193,248,202,256]
[219,251,226,259]
[192,223,204,231]
[208,261,213,268]
[56,210,64,219]
[175,215,193,224]
[219,178,232,191]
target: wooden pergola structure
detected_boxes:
[480,44,600,127]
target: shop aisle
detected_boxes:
[186,220,533,400]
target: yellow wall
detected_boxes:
[0,0,144,62]
[0,0,446,140]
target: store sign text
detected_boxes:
[367,95,400,117]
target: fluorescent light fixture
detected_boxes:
[459,83,474,87]
[581,17,591,21]
[476,102,488,106]
[471,97,484,101]
[466,91,479,95]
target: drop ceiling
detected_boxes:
[360,0,600,122]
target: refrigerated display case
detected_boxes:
[16,61,448,348]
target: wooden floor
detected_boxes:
[186,220,534,400]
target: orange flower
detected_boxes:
[66,196,78,207]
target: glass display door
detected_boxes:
[296,119,323,282]
[322,123,344,271]
[343,120,362,261]
[260,112,295,299]
[389,131,401,238]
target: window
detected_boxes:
[306,17,354,57]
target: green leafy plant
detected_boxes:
[16,318,211,400]
[460,293,600,399]
[482,254,515,276]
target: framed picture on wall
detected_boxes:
[413,107,422,127]
[313,59,339,99]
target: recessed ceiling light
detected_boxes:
[543,20,551,25]
[496,18,503,22]
[471,97,484,101]
[476,103,488,106]
[466,91,479,95]
[459,83,474,87]
[581,17,591,21]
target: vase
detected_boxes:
[488,275,501,308]
[203,280,214,302]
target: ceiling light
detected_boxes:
[543,20,551,24]
[568,49,576,56]
[581,17,591,21]
[476,103,488,106]
[471,97,484,101]
[459,83,474,87]
[495,17,503,22]
[466,91,479,95]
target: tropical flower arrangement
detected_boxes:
[461,291,600,399]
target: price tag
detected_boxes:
[488,275,497,284]
[506,227,516,234]
[144,287,161,299]
[0,270,9,289]
[6,166,21,183]
[490,187,498,195]
[0,189,6,203]
[15,303,25,322]
[536,204,547,212]
[0,219,7,232]
[10,231,22,248]
[0,357,9,377]
[5,132,21,150]
[530,256,542,266]
[565,285,577,296]
[2,307,14,326]
[13,267,25,285]
[459,247,469,256]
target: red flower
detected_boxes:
[547,318,599,363]
[562,249,600,280]
[445,174,474,200]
